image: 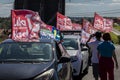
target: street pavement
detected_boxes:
[74,45,120,80]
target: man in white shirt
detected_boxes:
[86,31,102,80]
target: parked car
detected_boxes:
[0,39,73,80]
[62,32,89,77]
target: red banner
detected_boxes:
[103,18,113,32]
[11,10,41,42]
[93,13,104,32]
[57,12,72,31]
[94,13,113,33]
[81,30,95,44]
[72,23,82,30]
[83,19,96,34]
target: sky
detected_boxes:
[0,0,14,17]
[65,0,120,17]
[0,0,120,17]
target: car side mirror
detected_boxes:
[58,56,71,63]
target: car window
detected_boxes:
[0,42,53,62]
[62,38,78,50]
[0,44,9,56]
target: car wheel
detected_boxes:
[74,61,83,79]
[79,61,83,76]
[73,61,83,79]
[70,74,74,80]
[83,63,89,74]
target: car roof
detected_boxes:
[1,39,14,43]
[1,38,55,44]
[63,34,80,39]
[40,39,55,43]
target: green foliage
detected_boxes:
[0,39,3,42]
[110,32,120,44]
[0,17,11,29]
[117,35,120,44]
[113,23,120,32]
[0,35,8,42]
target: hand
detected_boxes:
[90,34,95,37]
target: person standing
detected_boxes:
[97,33,119,80]
[86,31,102,80]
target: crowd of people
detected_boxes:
[86,31,119,80]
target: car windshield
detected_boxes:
[63,38,78,50]
[0,42,53,62]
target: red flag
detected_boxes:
[103,18,113,32]
[57,12,72,31]
[11,10,41,42]
[94,12,113,33]
[83,19,97,34]
[93,13,104,32]
[72,23,82,30]
[81,30,96,44]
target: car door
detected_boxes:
[81,44,89,71]
[55,42,72,80]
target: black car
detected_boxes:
[0,39,73,80]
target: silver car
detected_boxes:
[62,33,89,77]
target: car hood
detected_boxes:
[67,50,78,56]
[0,61,53,80]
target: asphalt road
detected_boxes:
[74,45,120,80]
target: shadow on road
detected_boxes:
[73,71,88,80]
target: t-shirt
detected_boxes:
[88,40,102,63]
[97,41,115,57]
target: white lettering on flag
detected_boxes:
[11,10,41,42]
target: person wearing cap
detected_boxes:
[86,31,102,80]
[97,33,119,80]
